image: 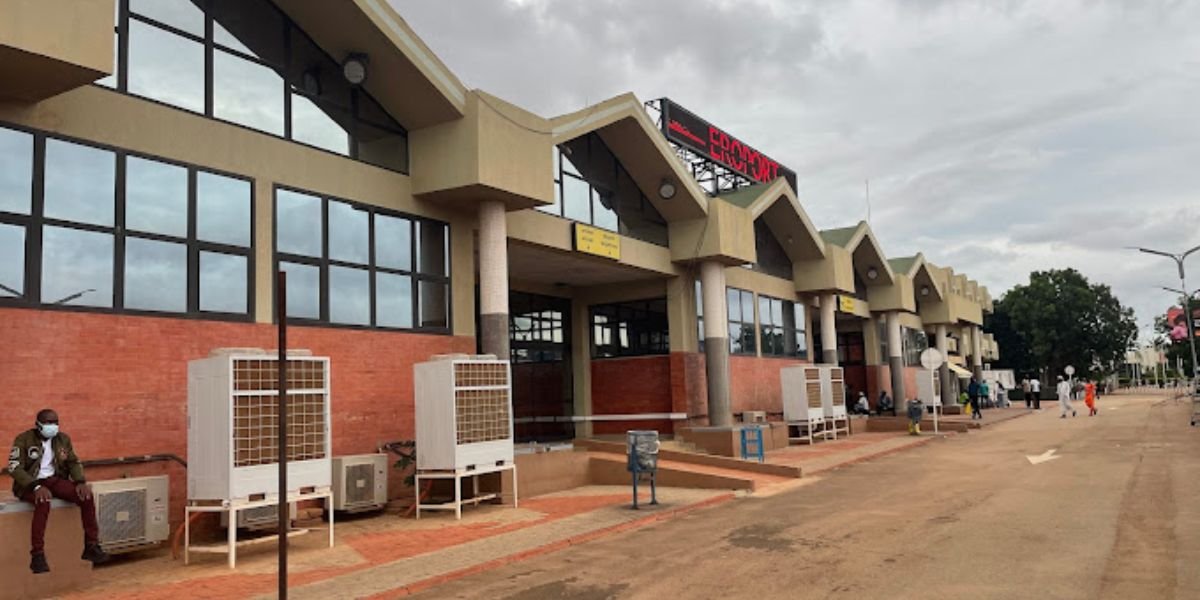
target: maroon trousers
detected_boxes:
[19,476,99,555]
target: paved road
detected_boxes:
[415,394,1200,600]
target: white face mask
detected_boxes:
[37,422,59,439]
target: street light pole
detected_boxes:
[1137,245,1200,385]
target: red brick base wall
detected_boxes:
[590,355,673,435]
[729,355,809,418]
[0,308,473,527]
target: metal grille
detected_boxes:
[455,388,511,444]
[97,489,146,545]
[344,463,376,505]
[454,362,508,387]
[806,368,823,408]
[233,393,327,466]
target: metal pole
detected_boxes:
[276,271,288,599]
[1181,270,1199,384]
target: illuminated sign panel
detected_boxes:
[660,98,798,191]
[574,223,621,260]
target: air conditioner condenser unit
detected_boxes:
[332,454,388,513]
[92,475,170,554]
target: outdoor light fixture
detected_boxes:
[866,266,879,281]
[920,285,931,297]
[658,179,677,200]
[341,53,369,86]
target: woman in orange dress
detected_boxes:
[1084,381,1097,416]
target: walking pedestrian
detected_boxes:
[1030,377,1042,410]
[980,379,991,408]
[1057,376,1075,418]
[1085,381,1097,416]
[967,376,982,420]
[1021,377,1032,409]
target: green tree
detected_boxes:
[1153,301,1196,377]
[989,268,1137,380]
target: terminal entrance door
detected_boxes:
[508,292,574,442]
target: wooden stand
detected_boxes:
[415,464,518,520]
[184,487,334,568]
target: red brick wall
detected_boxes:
[590,355,673,435]
[0,308,472,525]
[670,352,707,424]
[729,355,809,418]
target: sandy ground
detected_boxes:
[417,394,1200,600]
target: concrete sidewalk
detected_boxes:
[60,427,971,600]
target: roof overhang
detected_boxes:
[742,179,827,262]
[0,0,112,102]
[551,93,708,222]
[275,0,468,129]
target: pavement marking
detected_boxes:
[1026,448,1060,465]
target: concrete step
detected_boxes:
[587,454,791,492]
[576,439,802,479]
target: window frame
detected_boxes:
[103,0,409,174]
[542,135,669,247]
[727,287,757,356]
[589,298,670,359]
[758,294,807,359]
[271,184,452,334]
[0,122,255,322]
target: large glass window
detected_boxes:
[727,287,756,355]
[543,134,669,246]
[107,0,408,173]
[274,187,450,331]
[759,295,807,358]
[752,218,792,280]
[0,124,254,318]
[903,327,929,366]
[591,299,669,358]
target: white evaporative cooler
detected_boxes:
[782,365,850,442]
[187,350,332,502]
[413,354,517,519]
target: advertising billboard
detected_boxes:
[659,98,798,191]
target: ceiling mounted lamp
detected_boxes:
[658,179,677,200]
[342,53,369,86]
[866,266,879,281]
[920,285,931,297]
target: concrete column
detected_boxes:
[700,261,732,427]
[478,200,509,358]
[820,293,838,365]
[972,325,984,380]
[936,324,953,405]
[887,312,906,402]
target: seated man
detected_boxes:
[8,409,109,573]
[877,391,895,416]
[853,392,871,415]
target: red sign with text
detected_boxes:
[660,99,797,191]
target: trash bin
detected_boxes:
[626,430,660,508]
[626,430,660,473]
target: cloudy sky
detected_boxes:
[391,0,1200,339]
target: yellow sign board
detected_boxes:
[838,295,856,313]
[573,223,621,260]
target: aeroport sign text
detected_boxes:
[659,98,798,191]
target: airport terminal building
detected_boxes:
[0,0,998,511]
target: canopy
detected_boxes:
[948,363,974,378]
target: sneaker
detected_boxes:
[30,553,49,574]
[81,543,110,565]
[1060,415,1066,419]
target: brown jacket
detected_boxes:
[7,429,86,498]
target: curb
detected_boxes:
[366,492,737,599]
[805,435,938,476]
